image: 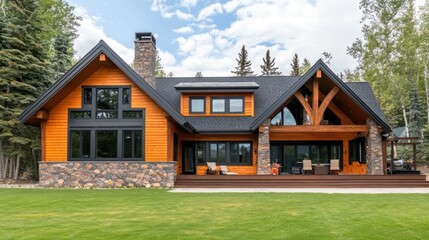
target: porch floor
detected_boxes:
[175,174,429,188]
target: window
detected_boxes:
[123,130,142,158]
[122,88,130,104]
[70,111,91,119]
[230,143,251,163]
[83,88,92,105]
[70,130,90,159]
[229,99,244,113]
[211,97,244,113]
[270,107,297,126]
[212,99,226,113]
[187,142,252,165]
[96,88,119,119]
[190,97,205,113]
[350,138,366,164]
[96,130,118,158]
[123,110,143,119]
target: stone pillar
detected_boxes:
[134,32,156,88]
[366,119,384,175]
[257,119,271,175]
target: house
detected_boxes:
[19,32,391,188]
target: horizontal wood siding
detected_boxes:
[181,134,258,175]
[44,63,168,162]
[182,93,254,117]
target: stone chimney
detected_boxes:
[134,32,156,88]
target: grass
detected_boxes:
[0,189,428,240]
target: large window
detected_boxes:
[189,142,252,165]
[190,97,205,113]
[69,86,145,161]
[70,130,91,159]
[96,88,119,119]
[211,97,244,113]
[270,142,342,173]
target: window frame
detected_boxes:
[210,96,245,114]
[188,141,253,165]
[189,96,206,114]
[69,130,91,160]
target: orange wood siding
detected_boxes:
[181,93,254,117]
[44,63,169,162]
[180,134,258,175]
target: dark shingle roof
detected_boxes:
[156,74,390,133]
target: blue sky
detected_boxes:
[64,0,426,77]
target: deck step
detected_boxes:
[175,174,429,188]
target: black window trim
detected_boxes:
[189,96,206,114]
[187,141,253,166]
[68,127,145,161]
[210,96,245,114]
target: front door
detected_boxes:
[182,142,196,174]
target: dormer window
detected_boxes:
[211,97,244,114]
[190,97,205,114]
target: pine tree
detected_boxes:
[167,72,174,77]
[321,52,332,65]
[408,88,425,138]
[154,50,166,77]
[260,50,281,76]
[231,45,254,76]
[299,58,311,75]
[195,72,203,77]
[290,53,300,76]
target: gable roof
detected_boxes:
[249,59,391,132]
[18,40,195,133]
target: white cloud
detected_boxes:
[163,0,364,76]
[223,0,243,13]
[158,49,177,66]
[73,6,134,64]
[197,3,223,21]
[181,0,198,8]
[173,26,194,34]
[151,0,174,18]
[175,10,194,21]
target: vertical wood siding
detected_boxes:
[44,63,168,162]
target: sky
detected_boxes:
[66,0,425,77]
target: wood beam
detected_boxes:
[270,125,368,133]
[312,78,319,125]
[315,86,339,124]
[36,110,48,120]
[316,69,322,78]
[294,92,313,124]
[99,53,106,62]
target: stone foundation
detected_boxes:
[257,119,271,175]
[366,119,384,175]
[39,161,176,188]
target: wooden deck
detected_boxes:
[175,174,429,188]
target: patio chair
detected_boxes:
[330,159,340,174]
[220,165,239,175]
[302,159,313,174]
[206,162,219,175]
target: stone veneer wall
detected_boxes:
[366,119,384,175]
[257,119,271,175]
[39,161,176,188]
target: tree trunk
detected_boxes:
[8,155,14,178]
[14,155,20,180]
[0,140,3,179]
[401,97,409,137]
[424,62,429,124]
[3,156,8,179]
[32,149,40,179]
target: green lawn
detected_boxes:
[0,189,428,240]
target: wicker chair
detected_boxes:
[206,162,219,175]
[220,165,238,175]
[302,159,313,174]
[330,159,340,174]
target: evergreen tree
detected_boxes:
[167,72,174,77]
[260,50,281,76]
[290,53,300,76]
[154,50,166,77]
[195,72,203,77]
[231,45,254,76]
[408,88,425,138]
[299,58,311,75]
[321,52,332,65]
